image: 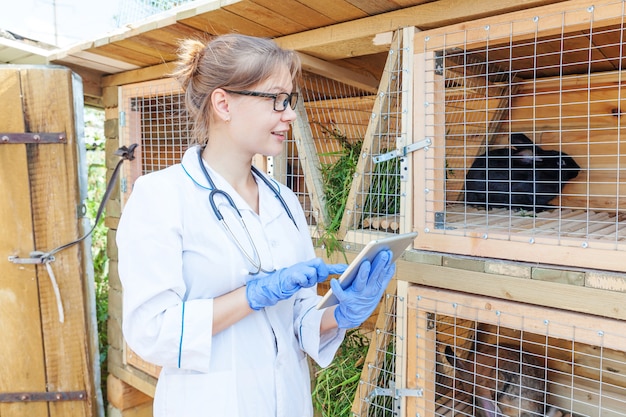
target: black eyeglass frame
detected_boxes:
[222,89,298,112]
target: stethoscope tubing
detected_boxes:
[196,146,298,274]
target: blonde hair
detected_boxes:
[172,34,301,144]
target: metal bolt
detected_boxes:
[1,135,9,142]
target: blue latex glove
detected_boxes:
[246,258,347,310]
[332,249,396,329]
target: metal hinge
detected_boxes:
[373,138,432,163]
[0,391,87,402]
[0,132,66,144]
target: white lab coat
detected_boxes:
[116,145,346,417]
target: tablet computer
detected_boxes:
[316,231,418,309]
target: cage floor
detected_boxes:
[440,205,626,242]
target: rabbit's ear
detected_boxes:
[510,133,534,146]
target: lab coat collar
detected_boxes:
[180,145,285,224]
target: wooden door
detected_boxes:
[0,66,99,417]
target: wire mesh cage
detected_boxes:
[413,0,626,271]
[407,285,626,417]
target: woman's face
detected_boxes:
[226,65,297,158]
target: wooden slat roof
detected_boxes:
[42,0,571,103]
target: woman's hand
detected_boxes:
[246,258,347,310]
[331,250,396,329]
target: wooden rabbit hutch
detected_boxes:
[39,0,626,416]
[350,1,626,417]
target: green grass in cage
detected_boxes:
[363,157,401,217]
[312,330,369,417]
[319,127,363,257]
[318,125,402,256]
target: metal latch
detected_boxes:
[0,391,87,402]
[373,138,432,163]
[365,381,423,403]
[0,133,66,144]
[8,251,54,264]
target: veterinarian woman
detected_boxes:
[116,34,396,417]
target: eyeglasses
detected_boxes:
[223,89,298,112]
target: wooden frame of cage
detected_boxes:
[405,284,626,417]
[411,0,626,272]
[291,27,416,245]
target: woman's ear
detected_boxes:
[211,88,231,123]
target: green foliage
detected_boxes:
[312,330,369,417]
[364,157,401,216]
[319,128,363,257]
[84,107,109,405]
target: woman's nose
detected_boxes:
[282,106,297,124]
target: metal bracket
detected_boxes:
[365,381,423,403]
[0,391,87,402]
[0,132,66,144]
[8,251,55,264]
[373,138,432,164]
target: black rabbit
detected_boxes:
[464,133,580,212]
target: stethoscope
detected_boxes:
[196,146,298,275]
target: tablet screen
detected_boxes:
[316,231,418,309]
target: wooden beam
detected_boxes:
[398,260,626,321]
[298,52,378,94]
[275,0,569,60]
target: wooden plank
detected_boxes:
[0,69,49,417]
[296,0,367,22]
[408,285,626,352]
[298,53,379,94]
[276,0,569,60]
[249,0,335,28]
[106,375,152,411]
[292,92,329,229]
[413,51,434,236]
[398,26,416,236]
[350,279,398,416]
[407,299,437,417]
[414,0,624,52]
[20,67,92,417]
[179,8,280,38]
[338,30,401,239]
[223,1,308,35]
[397,259,626,320]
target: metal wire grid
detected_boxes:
[122,79,191,175]
[418,1,626,249]
[411,290,626,417]
[284,33,411,243]
[352,293,404,417]
[286,71,375,227]
[343,35,408,239]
